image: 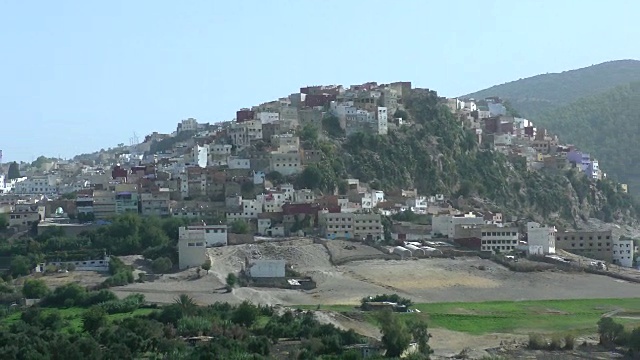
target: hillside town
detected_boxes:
[0,81,638,273]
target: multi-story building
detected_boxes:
[230,120,262,148]
[318,211,383,241]
[226,199,262,221]
[431,212,485,238]
[376,106,388,135]
[269,151,301,176]
[178,227,208,269]
[612,238,635,268]
[179,225,228,247]
[140,189,171,217]
[114,184,139,214]
[555,230,614,262]
[191,145,208,168]
[209,144,232,166]
[257,112,279,124]
[14,175,59,196]
[93,190,116,220]
[293,189,315,204]
[75,192,94,215]
[526,222,556,254]
[177,118,198,133]
[480,226,519,253]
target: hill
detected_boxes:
[464,60,640,118]
[534,81,640,196]
[298,89,639,227]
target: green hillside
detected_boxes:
[300,89,639,227]
[535,81,640,196]
[464,60,640,118]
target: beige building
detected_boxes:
[178,227,208,269]
[140,189,172,217]
[480,226,519,253]
[555,230,614,262]
[93,190,116,220]
[269,151,302,176]
[319,211,383,241]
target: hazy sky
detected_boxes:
[2,0,639,162]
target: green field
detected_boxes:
[1,307,155,333]
[309,298,640,335]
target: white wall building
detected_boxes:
[257,112,280,124]
[192,145,208,168]
[269,151,301,176]
[612,238,635,268]
[406,196,428,214]
[179,225,228,247]
[526,222,556,254]
[376,106,388,135]
[178,228,208,269]
[14,175,59,196]
[178,118,199,133]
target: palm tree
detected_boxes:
[174,294,197,315]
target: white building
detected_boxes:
[179,225,228,247]
[526,222,556,254]
[257,112,280,124]
[178,118,199,133]
[405,196,428,214]
[293,189,315,204]
[431,212,485,238]
[209,144,232,166]
[226,199,262,221]
[612,238,635,268]
[14,175,59,196]
[191,145,208,168]
[253,171,266,185]
[178,228,208,269]
[376,106,388,135]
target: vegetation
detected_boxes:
[362,294,413,307]
[464,59,640,118]
[535,81,640,197]
[22,279,50,299]
[293,89,638,225]
[151,256,173,274]
[315,298,640,336]
[7,162,21,180]
[0,214,7,231]
[0,285,368,359]
[229,219,250,234]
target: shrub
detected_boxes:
[22,279,50,299]
[528,333,547,350]
[177,316,211,336]
[564,334,575,350]
[548,335,563,350]
[151,257,173,274]
[100,294,145,314]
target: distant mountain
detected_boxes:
[464,60,640,118]
[534,81,640,196]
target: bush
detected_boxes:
[548,335,563,350]
[100,294,145,314]
[22,279,50,299]
[564,334,575,350]
[528,333,547,350]
[151,257,173,274]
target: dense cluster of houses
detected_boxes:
[0,82,637,270]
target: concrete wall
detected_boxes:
[248,259,286,278]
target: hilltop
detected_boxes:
[534,81,640,195]
[464,60,640,118]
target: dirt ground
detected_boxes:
[324,240,387,263]
[109,239,640,307]
[37,270,108,289]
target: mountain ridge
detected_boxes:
[464,59,640,118]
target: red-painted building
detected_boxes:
[236,108,255,123]
[111,166,127,180]
[304,94,336,108]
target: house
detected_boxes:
[526,222,556,254]
[114,183,139,214]
[612,238,635,268]
[246,259,286,278]
[93,190,116,220]
[177,118,198,133]
[269,151,301,176]
[140,189,171,217]
[191,145,208,168]
[178,227,208,269]
[179,225,228,247]
[318,211,383,241]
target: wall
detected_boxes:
[248,260,286,278]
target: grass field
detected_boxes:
[1,307,155,333]
[310,298,640,335]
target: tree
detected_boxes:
[408,320,433,357]
[22,279,50,299]
[0,214,7,231]
[394,109,409,120]
[151,257,173,274]
[7,162,21,180]
[299,124,319,143]
[230,220,249,234]
[174,294,197,316]
[629,327,640,353]
[322,115,344,138]
[231,300,259,327]
[10,255,31,277]
[597,317,625,346]
[226,273,237,291]
[376,310,412,358]
[82,306,107,334]
[201,259,211,274]
[265,171,284,186]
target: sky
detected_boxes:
[1,0,640,162]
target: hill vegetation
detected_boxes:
[300,89,638,227]
[534,81,640,196]
[464,60,640,118]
